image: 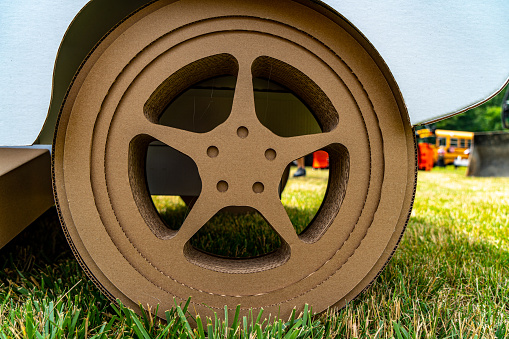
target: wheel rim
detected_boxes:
[53,0,416,318]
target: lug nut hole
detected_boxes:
[252,182,264,194]
[265,148,276,160]
[207,146,219,158]
[237,126,249,139]
[217,180,229,192]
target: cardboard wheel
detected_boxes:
[53,0,416,320]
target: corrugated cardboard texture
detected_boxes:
[53,0,416,320]
[0,148,53,249]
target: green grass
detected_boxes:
[0,166,507,337]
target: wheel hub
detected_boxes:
[198,123,283,202]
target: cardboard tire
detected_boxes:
[53,0,416,320]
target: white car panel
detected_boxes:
[0,0,507,146]
[322,0,509,125]
[0,0,89,146]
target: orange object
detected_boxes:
[418,143,434,171]
[313,151,329,169]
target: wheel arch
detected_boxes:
[36,0,158,144]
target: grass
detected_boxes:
[0,166,507,337]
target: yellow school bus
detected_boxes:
[434,130,473,166]
[416,129,474,166]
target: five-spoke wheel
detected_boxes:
[53,0,416,320]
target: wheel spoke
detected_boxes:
[279,130,348,164]
[256,197,300,246]
[227,57,258,125]
[124,116,205,160]
[171,195,221,246]
[145,123,205,158]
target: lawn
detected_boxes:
[0,166,507,338]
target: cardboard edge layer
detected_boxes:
[0,148,54,249]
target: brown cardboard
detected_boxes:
[0,148,53,249]
[53,0,416,320]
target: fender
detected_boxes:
[0,0,508,146]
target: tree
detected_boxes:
[433,85,507,132]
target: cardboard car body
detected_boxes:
[0,0,508,320]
